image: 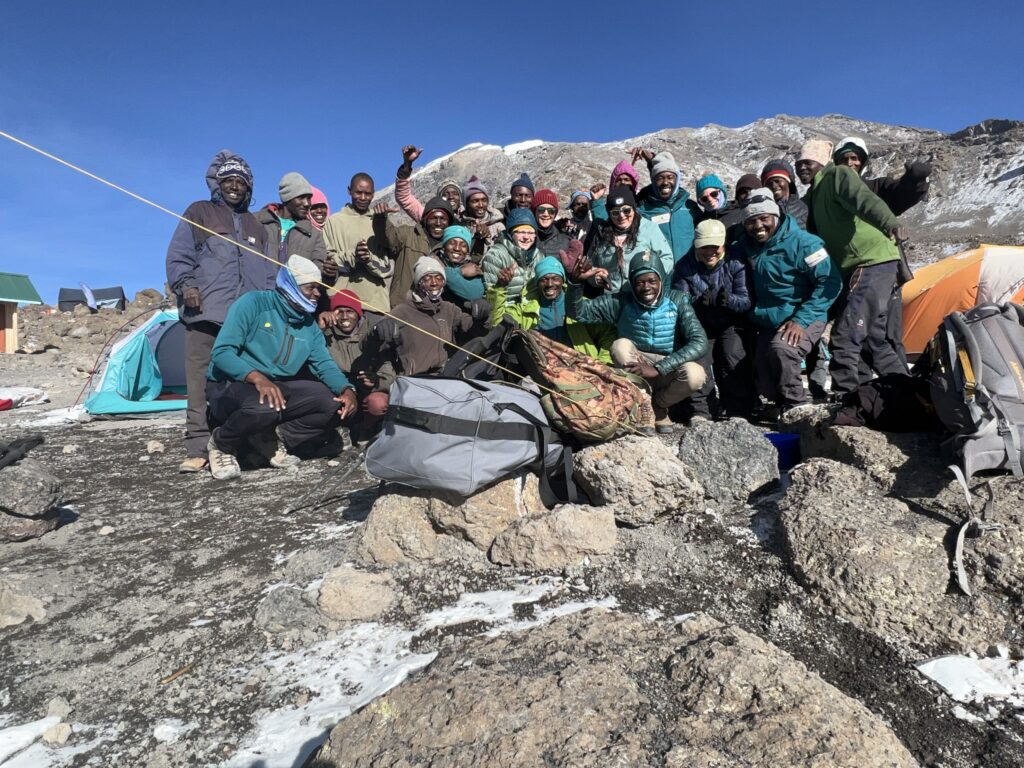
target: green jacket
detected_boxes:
[208,290,352,395]
[735,214,842,330]
[486,284,616,364]
[808,164,900,276]
[481,232,544,300]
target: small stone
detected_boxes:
[42,722,72,745]
[46,695,72,719]
[138,455,151,463]
[0,582,45,629]
[146,441,166,454]
[97,526,114,536]
[69,325,91,338]
[62,445,78,455]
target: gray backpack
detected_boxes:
[928,303,1024,594]
[365,376,572,498]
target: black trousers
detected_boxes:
[688,323,757,418]
[207,379,339,454]
[829,261,908,396]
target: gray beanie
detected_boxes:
[413,256,445,284]
[279,172,313,202]
[743,188,780,220]
[650,151,679,179]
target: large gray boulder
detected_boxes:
[677,417,779,503]
[310,610,916,768]
[573,436,704,526]
[489,505,617,570]
[778,458,1006,652]
[0,459,64,518]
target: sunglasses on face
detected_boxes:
[744,194,773,206]
[700,190,721,201]
[609,206,634,217]
[534,206,557,216]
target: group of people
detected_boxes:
[165,138,930,479]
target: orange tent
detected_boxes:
[902,245,1024,357]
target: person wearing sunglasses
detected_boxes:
[737,189,841,416]
[583,186,674,294]
[695,174,729,214]
[760,159,809,230]
[531,189,571,258]
[806,144,908,399]
[588,159,641,225]
[568,249,708,434]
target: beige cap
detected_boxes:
[799,139,834,167]
[693,218,727,249]
[285,254,320,285]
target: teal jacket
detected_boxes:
[569,250,708,376]
[636,183,701,264]
[208,290,352,394]
[736,214,841,330]
[585,216,675,294]
[808,163,900,276]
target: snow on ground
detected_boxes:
[917,652,1024,721]
[6,405,88,428]
[503,139,544,154]
[0,716,60,763]
[221,579,613,768]
[0,724,119,768]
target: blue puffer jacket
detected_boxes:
[636,183,701,264]
[735,214,842,329]
[165,151,278,326]
[672,251,752,332]
[569,250,707,375]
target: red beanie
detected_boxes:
[531,189,559,211]
[329,289,363,317]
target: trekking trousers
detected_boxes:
[207,379,341,455]
[184,321,220,458]
[829,261,908,397]
[688,324,756,418]
[610,339,706,410]
[755,320,825,407]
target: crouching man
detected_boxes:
[205,255,357,480]
[569,250,708,433]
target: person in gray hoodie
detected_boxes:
[166,150,278,473]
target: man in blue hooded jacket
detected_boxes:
[635,150,701,264]
[734,189,841,413]
[205,255,357,480]
[568,250,707,433]
[166,150,279,474]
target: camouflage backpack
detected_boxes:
[509,329,655,442]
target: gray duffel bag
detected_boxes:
[365,376,571,498]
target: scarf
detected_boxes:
[276,267,316,314]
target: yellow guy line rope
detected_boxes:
[0,128,645,436]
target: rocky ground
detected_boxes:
[4,304,1024,766]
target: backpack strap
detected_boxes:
[496,401,577,504]
[949,466,1003,597]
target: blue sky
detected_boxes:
[3,0,1022,303]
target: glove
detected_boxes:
[699,289,715,307]
[182,287,201,310]
[716,289,730,308]
[904,161,932,180]
[558,240,585,278]
[374,319,401,345]
[467,298,491,320]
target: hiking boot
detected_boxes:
[178,456,207,474]
[269,427,301,469]
[653,407,674,435]
[207,432,241,480]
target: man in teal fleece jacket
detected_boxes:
[205,255,357,479]
[735,189,841,411]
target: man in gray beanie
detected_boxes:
[732,188,841,417]
[362,255,489,382]
[255,171,329,280]
[634,148,701,263]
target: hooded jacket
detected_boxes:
[207,288,351,394]
[735,213,841,329]
[536,224,571,258]
[481,230,545,302]
[165,150,278,327]
[807,164,900,276]
[636,182,701,263]
[585,216,674,294]
[255,204,329,272]
[569,251,707,376]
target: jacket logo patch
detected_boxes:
[264,322,272,329]
[650,213,671,225]
[248,236,257,244]
[804,248,828,267]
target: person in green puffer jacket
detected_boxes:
[487,255,615,364]
[481,208,545,305]
[567,249,708,433]
[807,139,908,398]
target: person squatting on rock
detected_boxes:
[568,249,708,434]
[320,289,393,442]
[807,138,910,398]
[672,218,757,420]
[321,172,395,320]
[204,255,358,480]
[735,188,841,414]
[165,151,278,474]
